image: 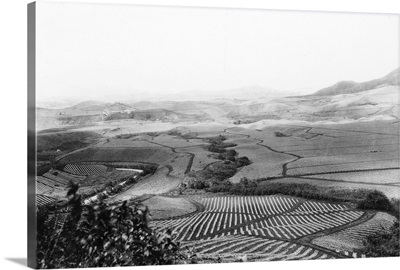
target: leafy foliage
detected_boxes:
[37,185,190,268]
[357,190,394,212]
[360,221,399,257]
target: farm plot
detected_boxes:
[143,196,198,220]
[152,134,205,148]
[151,209,262,241]
[311,120,399,136]
[168,154,191,177]
[51,169,87,182]
[230,144,294,182]
[306,169,400,185]
[271,137,397,153]
[145,148,178,164]
[202,196,299,216]
[244,210,363,240]
[176,146,214,171]
[98,139,158,148]
[80,170,137,186]
[109,167,182,202]
[36,176,69,199]
[60,147,161,163]
[150,195,362,243]
[181,235,334,261]
[64,163,108,175]
[36,181,54,194]
[41,171,72,186]
[288,143,397,158]
[312,212,397,252]
[287,151,399,169]
[270,177,400,199]
[36,194,58,207]
[183,123,227,137]
[304,127,398,138]
[287,159,400,176]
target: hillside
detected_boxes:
[105,108,210,122]
[312,68,400,96]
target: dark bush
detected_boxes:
[226,156,236,162]
[208,180,233,193]
[236,156,251,167]
[205,163,237,180]
[360,221,399,257]
[37,186,189,268]
[207,144,226,153]
[226,149,237,156]
[358,190,393,212]
[189,180,210,189]
[274,131,290,137]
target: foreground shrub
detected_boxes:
[357,190,393,212]
[37,186,188,268]
[360,221,399,257]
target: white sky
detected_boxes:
[36,1,399,101]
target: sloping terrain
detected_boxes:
[312,67,399,96]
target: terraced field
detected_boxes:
[306,169,400,184]
[36,194,58,207]
[150,195,365,260]
[230,144,293,182]
[176,146,215,171]
[59,147,162,163]
[144,196,198,220]
[220,121,400,198]
[181,235,334,261]
[108,167,182,202]
[64,163,108,175]
[271,177,400,199]
[312,212,397,252]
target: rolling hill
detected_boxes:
[312,68,400,96]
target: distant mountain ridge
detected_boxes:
[311,67,400,96]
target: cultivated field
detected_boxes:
[150,195,366,260]
[181,235,334,262]
[143,196,198,220]
[312,212,397,252]
[36,117,399,261]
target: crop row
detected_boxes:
[288,200,348,215]
[52,170,86,182]
[312,212,396,252]
[151,196,363,241]
[64,163,108,175]
[287,159,399,176]
[202,196,299,216]
[244,210,363,240]
[36,194,57,207]
[181,235,333,261]
[36,181,53,194]
[41,173,71,186]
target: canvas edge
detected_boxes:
[28,2,37,269]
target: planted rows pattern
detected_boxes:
[202,196,299,215]
[64,163,108,175]
[312,212,396,252]
[244,210,363,239]
[151,196,363,243]
[181,235,333,261]
[36,194,57,207]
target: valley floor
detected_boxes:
[36,118,400,262]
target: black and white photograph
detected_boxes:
[20,0,400,269]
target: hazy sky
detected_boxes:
[36,1,399,102]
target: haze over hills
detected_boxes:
[311,67,400,96]
[36,67,400,130]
